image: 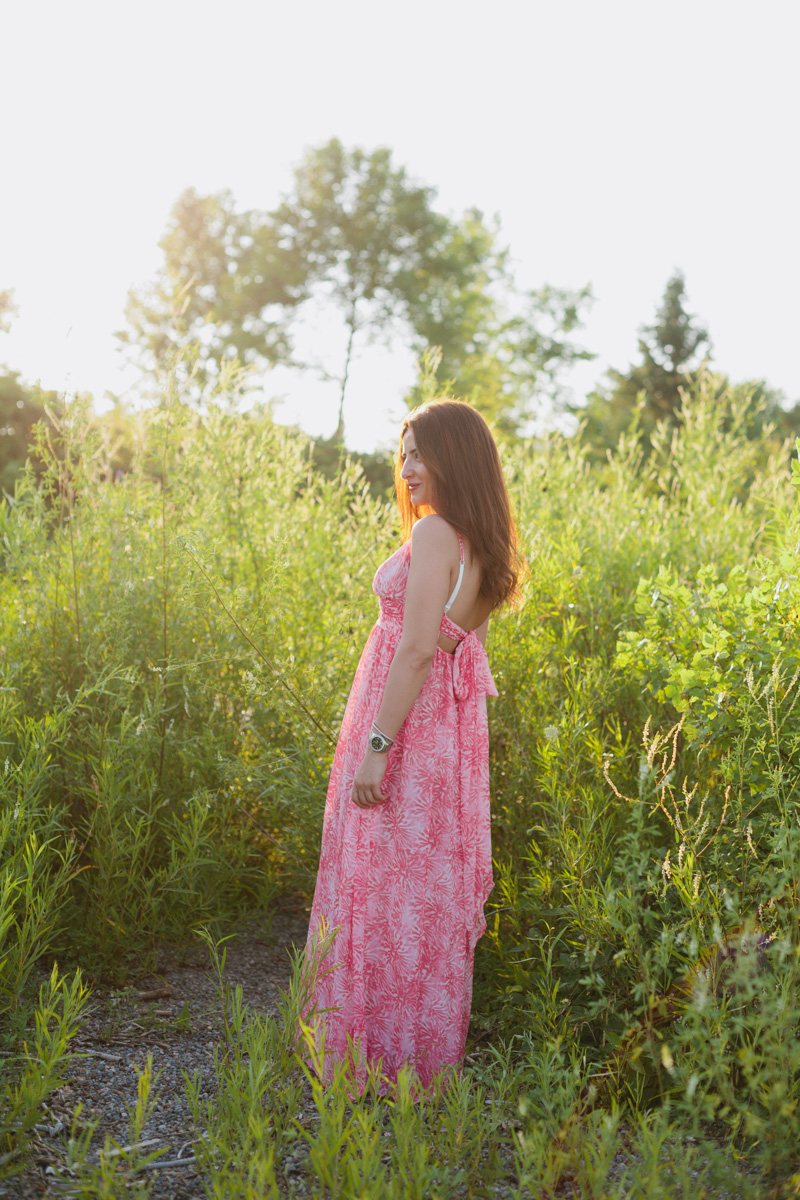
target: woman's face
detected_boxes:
[400,428,433,508]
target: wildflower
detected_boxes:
[693,872,701,900]
[678,843,685,869]
[545,666,559,679]
[746,823,758,858]
[661,851,672,882]
[572,565,583,579]
[543,725,559,741]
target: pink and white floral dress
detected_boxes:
[304,534,497,1091]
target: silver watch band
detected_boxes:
[368,723,394,753]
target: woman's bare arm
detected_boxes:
[373,517,455,737]
[351,517,455,809]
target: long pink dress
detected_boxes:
[304,536,497,1091]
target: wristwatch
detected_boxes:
[368,724,393,753]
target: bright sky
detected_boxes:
[3,0,798,452]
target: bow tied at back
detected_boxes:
[452,631,498,703]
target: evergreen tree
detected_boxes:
[578,272,710,453]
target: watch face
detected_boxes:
[370,734,382,752]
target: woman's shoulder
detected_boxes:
[410,513,460,551]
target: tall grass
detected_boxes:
[1,369,800,1191]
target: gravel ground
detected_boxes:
[2,905,309,1200]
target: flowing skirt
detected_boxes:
[304,613,496,1092]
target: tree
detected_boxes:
[271,138,494,439]
[119,189,308,388]
[120,146,491,434]
[0,369,58,496]
[121,140,594,440]
[407,275,594,436]
[274,145,594,438]
[0,289,17,334]
[0,293,51,495]
[577,272,710,453]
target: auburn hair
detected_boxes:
[395,399,523,610]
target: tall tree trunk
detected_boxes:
[335,300,358,441]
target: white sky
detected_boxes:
[2,0,798,452]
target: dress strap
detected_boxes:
[443,534,465,614]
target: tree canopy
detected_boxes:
[271,139,495,438]
[408,277,594,436]
[119,189,308,389]
[0,293,51,495]
[120,139,593,439]
[0,369,58,496]
[0,289,17,334]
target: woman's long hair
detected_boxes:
[395,399,522,610]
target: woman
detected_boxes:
[304,398,521,1092]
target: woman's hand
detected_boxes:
[351,750,389,809]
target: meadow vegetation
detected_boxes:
[1,369,800,1196]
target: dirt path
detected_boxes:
[4,905,309,1200]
